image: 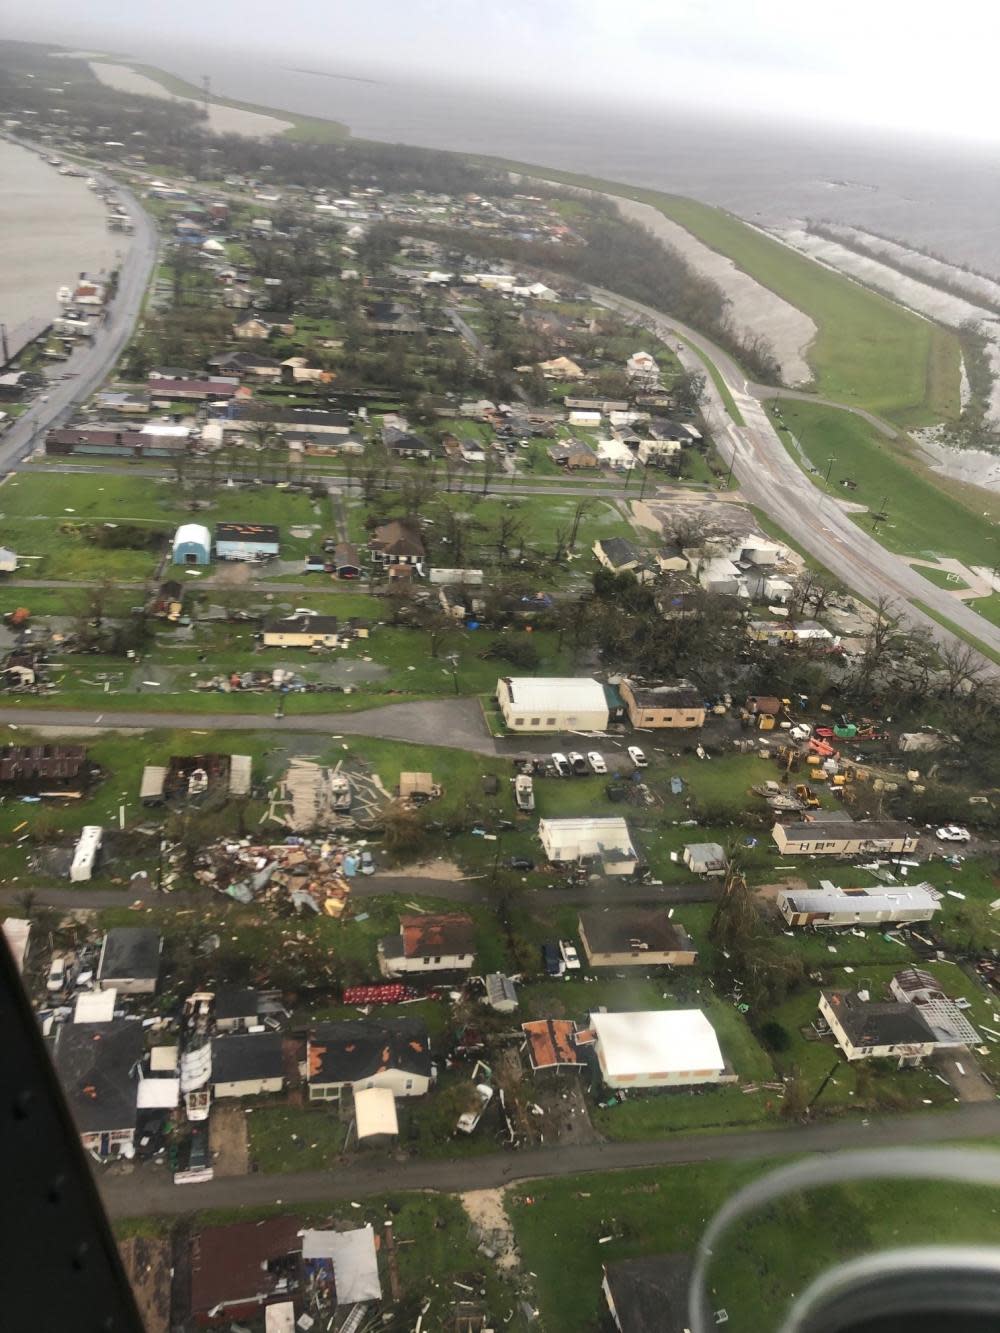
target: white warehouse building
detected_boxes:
[496,677,609,732]
[586,1010,727,1090]
[539,817,638,876]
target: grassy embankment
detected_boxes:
[118,62,349,143]
[765,400,1000,572]
[493,162,960,428]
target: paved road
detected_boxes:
[0,698,500,751]
[748,384,901,440]
[0,871,716,912]
[97,1100,1000,1218]
[592,288,1000,668]
[0,153,158,472]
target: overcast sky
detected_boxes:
[9,0,1000,142]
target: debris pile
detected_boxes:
[266,759,389,830]
[193,837,368,915]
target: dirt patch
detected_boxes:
[209,1103,249,1176]
[384,859,467,882]
[530,1076,600,1146]
[460,1188,520,1273]
[755,878,806,902]
[204,561,253,586]
[118,1234,172,1333]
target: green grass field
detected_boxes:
[967,592,1000,628]
[916,565,972,591]
[912,600,1000,667]
[510,1159,1000,1331]
[768,399,1000,568]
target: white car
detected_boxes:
[936,826,971,842]
[587,751,607,774]
[457,1083,494,1134]
[567,751,588,775]
[559,939,581,970]
[627,746,648,768]
[550,752,572,778]
[46,955,68,994]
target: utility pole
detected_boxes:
[808,1058,843,1112]
[824,456,835,486]
[639,463,651,501]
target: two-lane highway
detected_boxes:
[0,150,158,471]
[593,287,1000,669]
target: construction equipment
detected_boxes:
[795,783,821,809]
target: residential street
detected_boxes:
[592,288,1000,669]
[0,872,717,912]
[0,698,498,751]
[97,1099,1000,1219]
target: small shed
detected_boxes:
[354,1086,399,1144]
[399,771,437,802]
[140,765,167,805]
[172,523,211,566]
[484,973,518,1013]
[149,1045,178,1073]
[97,927,161,994]
[74,988,116,1023]
[683,842,727,877]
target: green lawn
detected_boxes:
[967,592,1000,628]
[915,564,972,591]
[768,399,1000,568]
[248,1102,350,1172]
[511,1160,1000,1331]
[0,471,332,578]
[912,600,1000,667]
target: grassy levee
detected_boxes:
[486,160,961,425]
[124,63,349,143]
[766,399,1000,568]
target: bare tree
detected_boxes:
[568,498,597,552]
[493,512,524,567]
[938,639,987,698]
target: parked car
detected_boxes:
[46,954,69,994]
[550,752,572,778]
[359,850,375,874]
[456,1081,494,1134]
[542,941,565,976]
[936,826,971,842]
[509,855,535,871]
[627,745,648,768]
[587,751,607,774]
[559,939,581,970]
[567,751,588,776]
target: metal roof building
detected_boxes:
[590,1009,726,1089]
[496,676,609,732]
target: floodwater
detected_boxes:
[0,139,125,338]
